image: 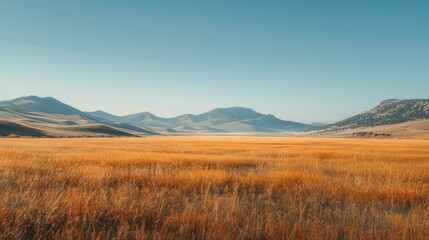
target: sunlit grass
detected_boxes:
[0,136,428,239]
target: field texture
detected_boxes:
[0,137,428,239]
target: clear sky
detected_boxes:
[0,1,428,122]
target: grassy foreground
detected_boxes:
[0,136,428,239]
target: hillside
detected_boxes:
[346,119,429,139]
[0,120,45,137]
[333,99,429,128]
[309,99,429,138]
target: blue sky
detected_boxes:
[0,1,428,122]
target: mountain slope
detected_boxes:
[86,110,125,122]
[333,99,429,128]
[0,120,45,137]
[239,115,313,131]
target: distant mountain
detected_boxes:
[86,110,125,122]
[90,106,314,133]
[0,96,82,115]
[0,96,98,124]
[199,107,265,121]
[238,114,311,132]
[0,96,312,137]
[0,96,156,137]
[325,99,429,130]
[124,112,166,125]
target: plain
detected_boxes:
[0,136,428,239]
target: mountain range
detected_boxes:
[1,96,428,138]
[88,107,312,133]
[0,96,313,137]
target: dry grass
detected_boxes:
[0,136,428,240]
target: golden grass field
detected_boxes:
[0,136,428,240]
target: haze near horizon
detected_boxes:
[1,1,428,122]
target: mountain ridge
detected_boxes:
[87,106,313,133]
[0,96,155,137]
[6,96,428,138]
[0,96,313,136]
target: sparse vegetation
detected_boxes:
[0,137,428,239]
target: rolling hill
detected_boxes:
[88,107,313,133]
